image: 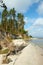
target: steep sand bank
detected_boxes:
[0,42,43,65]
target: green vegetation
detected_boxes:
[0,49,9,54]
[0,7,28,38]
[29,35,32,38]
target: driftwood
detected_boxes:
[2,55,12,64]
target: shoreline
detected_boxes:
[14,43,43,65]
[0,39,43,65]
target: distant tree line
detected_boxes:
[0,8,28,37]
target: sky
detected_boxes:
[0,0,43,38]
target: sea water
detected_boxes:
[29,38,43,48]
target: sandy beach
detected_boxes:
[0,42,43,65]
[14,43,43,65]
[0,0,43,64]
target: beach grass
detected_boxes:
[0,49,9,54]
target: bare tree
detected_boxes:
[0,0,7,9]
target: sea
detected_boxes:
[29,38,43,48]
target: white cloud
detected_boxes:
[24,17,29,24]
[29,18,43,37]
[3,0,40,13]
[33,18,43,26]
[24,17,35,24]
[24,17,36,31]
[37,1,43,15]
[29,18,43,29]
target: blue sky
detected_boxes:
[0,0,43,38]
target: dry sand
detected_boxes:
[0,43,43,65]
[14,44,43,65]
